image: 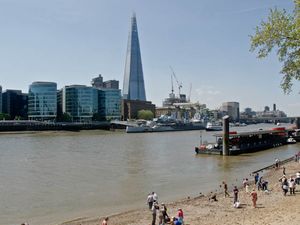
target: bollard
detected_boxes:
[222,115,230,156]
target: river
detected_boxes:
[0,123,298,225]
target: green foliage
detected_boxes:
[250,1,300,93]
[137,110,154,120]
[0,113,11,120]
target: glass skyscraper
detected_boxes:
[62,85,98,122]
[28,82,57,121]
[123,13,146,101]
[98,89,121,120]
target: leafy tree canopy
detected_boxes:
[0,113,11,120]
[137,110,154,120]
[250,0,300,93]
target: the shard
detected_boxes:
[122,13,146,101]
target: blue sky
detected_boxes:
[0,0,298,115]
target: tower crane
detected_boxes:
[169,66,182,97]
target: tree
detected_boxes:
[250,1,300,93]
[137,110,154,120]
[0,113,11,120]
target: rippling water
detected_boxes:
[0,124,298,225]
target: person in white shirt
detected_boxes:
[296,171,300,185]
[153,192,158,202]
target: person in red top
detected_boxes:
[250,189,258,208]
[101,217,109,225]
[177,208,184,223]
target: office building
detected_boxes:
[92,75,119,89]
[61,85,98,122]
[91,74,104,88]
[98,89,121,120]
[220,102,240,122]
[2,90,28,119]
[104,80,119,89]
[123,13,146,101]
[28,82,57,121]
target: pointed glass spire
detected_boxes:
[123,13,146,101]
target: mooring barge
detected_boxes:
[195,127,289,155]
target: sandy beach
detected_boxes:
[58,156,300,225]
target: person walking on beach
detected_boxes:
[254,173,259,185]
[275,158,279,169]
[233,186,239,204]
[158,206,165,225]
[101,217,109,225]
[282,166,286,176]
[161,203,169,223]
[296,171,300,185]
[147,193,154,210]
[222,181,230,197]
[288,176,296,195]
[281,177,288,196]
[250,189,257,208]
[151,202,159,225]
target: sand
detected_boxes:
[59,158,300,225]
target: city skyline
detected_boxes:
[0,0,298,115]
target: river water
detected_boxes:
[0,124,299,225]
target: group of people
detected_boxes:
[221,180,257,208]
[147,192,184,225]
[279,175,297,196]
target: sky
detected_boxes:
[0,0,298,115]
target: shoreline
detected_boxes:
[57,156,300,225]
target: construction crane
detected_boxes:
[169,66,182,97]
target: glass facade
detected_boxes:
[123,14,146,101]
[98,89,121,120]
[28,82,57,120]
[2,90,28,119]
[63,85,98,122]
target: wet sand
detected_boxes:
[59,158,300,225]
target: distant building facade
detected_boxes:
[28,82,57,121]
[91,74,104,88]
[91,75,119,90]
[104,80,119,89]
[2,90,28,119]
[61,85,98,122]
[98,89,121,120]
[122,99,155,120]
[122,14,146,101]
[220,102,240,122]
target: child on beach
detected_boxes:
[250,189,257,208]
